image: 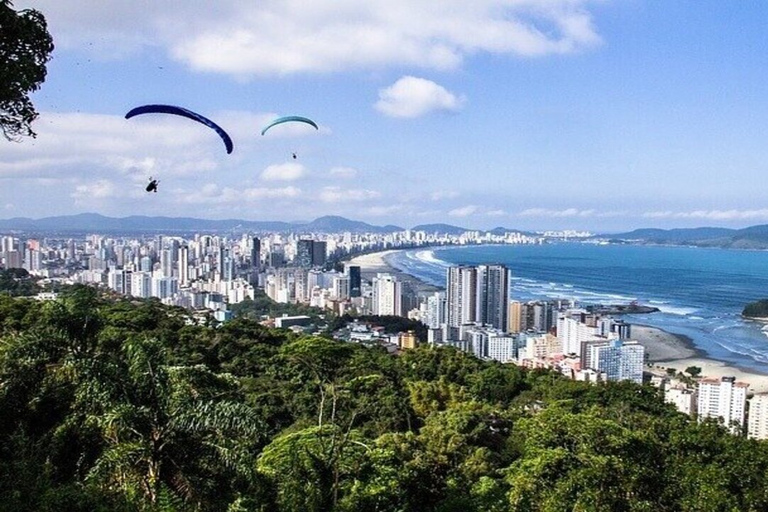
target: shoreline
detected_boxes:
[347,249,442,296]
[631,323,768,392]
[348,247,768,393]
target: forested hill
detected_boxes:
[2,287,768,511]
[605,224,768,249]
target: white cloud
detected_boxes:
[376,76,464,118]
[329,167,358,179]
[260,162,306,181]
[177,183,301,205]
[430,190,460,201]
[642,209,768,221]
[0,111,231,180]
[449,205,478,217]
[362,204,404,216]
[71,179,118,201]
[519,208,596,218]
[21,1,602,75]
[319,186,381,203]
[487,209,508,217]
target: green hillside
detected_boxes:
[1,286,767,511]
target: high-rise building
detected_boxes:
[557,314,606,356]
[332,275,350,300]
[312,241,327,267]
[698,376,748,433]
[347,265,361,297]
[475,264,510,331]
[585,339,644,384]
[424,291,447,329]
[446,266,477,327]
[296,240,314,267]
[508,301,522,333]
[748,394,768,440]
[372,273,402,316]
[178,245,189,286]
[130,271,152,298]
[665,386,697,416]
[251,237,261,269]
[532,302,556,332]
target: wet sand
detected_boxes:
[347,250,441,295]
[632,323,768,393]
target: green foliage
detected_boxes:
[743,299,768,318]
[229,290,324,322]
[0,268,40,296]
[331,313,428,341]
[0,0,54,140]
[685,365,702,377]
[1,292,768,510]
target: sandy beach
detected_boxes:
[632,323,768,393]
[348,249,768,393]
[347,250,441,296]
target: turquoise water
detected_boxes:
[386,243,768,373]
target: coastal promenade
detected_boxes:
[348,249,768,393]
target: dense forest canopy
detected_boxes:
[1,285,768,511]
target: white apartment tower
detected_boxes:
[698,376,748,433]
[178,245,189,287]
[557,314,605,356]
[446,266,477,327]
[372,273,402,316]
[585,339,645,384]
[665,387,697,416]
[748,393,768,440]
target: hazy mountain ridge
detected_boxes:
[606,225,768,249]
[0,213,405,234]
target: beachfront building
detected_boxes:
[665,386,698,416]
[508,301,522,333]
[748,394,768,440]
[372,273,402,316]
[446,264,510,331]
[475,264,510,331]
[584,339,645,384]
[423,291,447,329]
[557,314,604,356]
[446,266,478,327]
[448,325,517,362]
[697,376,748,433]
[519,333,563,361]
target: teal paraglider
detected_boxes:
[260,116,318,136]
[126,104,234,154]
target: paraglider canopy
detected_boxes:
[126,104,234,154]
[261,116,319,136]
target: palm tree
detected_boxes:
[81,337,265,509]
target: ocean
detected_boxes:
[386,243,768,373]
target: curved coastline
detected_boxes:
[348,247,768,392]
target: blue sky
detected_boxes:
[3,0,768,231]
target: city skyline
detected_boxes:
[4,1,768,231]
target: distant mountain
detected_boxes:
[411,223,537,237]
[604,225,768,249]
[303,216,402,233]
[487,226,538,237]
[0,213,402,234]
[411,223,472,236]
